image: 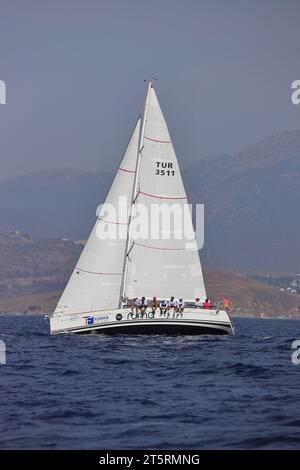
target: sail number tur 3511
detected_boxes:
[155,161,175,176]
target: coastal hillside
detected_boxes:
[0,231,299,318]
[0,271,299,318]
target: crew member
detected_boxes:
[194,298,202,308]
[139,296,148,313]
[203,298,212,310]
[150,296,159,314]
[177,298,185,313]
[131,297,140,313]
[159,299,168,316]
[168,296,178,311]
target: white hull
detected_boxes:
[49,308,234,336]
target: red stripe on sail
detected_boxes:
[119,167,135,174]
[139,191,187,200]
[144,136,171,144]
[98,217,128,225]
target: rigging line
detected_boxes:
[97,217,129,225]
[144,136,171,144]
[76,267,123,276]
[139,191,187,200]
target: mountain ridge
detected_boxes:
[0,129,299,272]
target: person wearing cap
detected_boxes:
[194,298,202,308]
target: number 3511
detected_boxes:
[155,169,175,176]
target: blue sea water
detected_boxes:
[0,315,300,450]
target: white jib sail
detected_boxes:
[53,118,140,316]
[124,86,206,302]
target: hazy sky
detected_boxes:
[0,0,299,180]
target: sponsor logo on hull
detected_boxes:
[127,311,155,320]
[84,315,109,326]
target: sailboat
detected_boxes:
[49,82,234,335]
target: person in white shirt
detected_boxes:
[177,298,185,313]
[160,299,168,316]
[131,297,141,313]
[194,298,202,308]
[168,296,178,311]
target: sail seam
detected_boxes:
[134,242,195,251]
[139,191,187,200]
[144,136,171,144]
[76,267,123,275]
[119,167,135,174]
[97,217,129,225]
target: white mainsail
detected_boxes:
[124,85,206,302]
[53,118,140,316]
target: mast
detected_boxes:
[119,81,152,306]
